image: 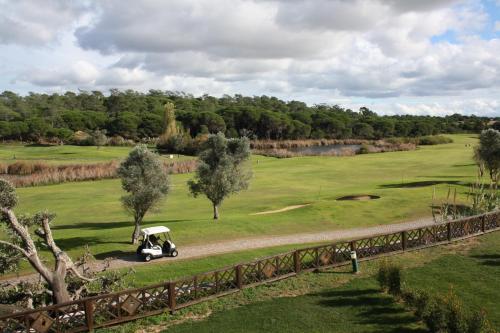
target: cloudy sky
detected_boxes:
[1,0,500,116]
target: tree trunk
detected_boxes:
[213,204,219,220]
[50,274,71,304]
[131,220,141,244]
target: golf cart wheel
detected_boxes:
[171,250,178,257]
[144,254,152,262]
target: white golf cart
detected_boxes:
[136,226,178,262]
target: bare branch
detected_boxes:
[1,208,37,254]
[0,240,29,257]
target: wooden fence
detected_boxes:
[1,211,499,333]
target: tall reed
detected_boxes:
[0,159,198,187]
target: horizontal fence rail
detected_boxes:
[1,211,499,332]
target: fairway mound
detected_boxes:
[336,195,380,201]
[251,204,310,215]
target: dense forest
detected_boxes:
[0,89,497,143]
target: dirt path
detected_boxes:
[251,204,311,215]
[1,217,435,284]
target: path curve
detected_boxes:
[1,217,435,284]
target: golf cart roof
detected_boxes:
[141,226,170,236]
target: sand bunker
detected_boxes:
[251,204,310,215]
[336,195,380,201]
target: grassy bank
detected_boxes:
[97,229,499,332]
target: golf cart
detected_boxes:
[136,226,178,262]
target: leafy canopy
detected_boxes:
[117,145,170,220]
[478,129,500,182]
[188,133,251,209]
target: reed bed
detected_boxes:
[0,159,198,187]
[250,139,371,150]
[253,141,416,158]
[253,147,358,158]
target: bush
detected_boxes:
[358,144,371,154]
[108,135,126,146]
[400,288,494,333]
[467,309,492,333]
[424,297,449,333]
[445,291,469,333]
[401,288,431,319]
[418,135,453,145]
[376,261,402,295]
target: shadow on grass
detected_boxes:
[315,288,426,333]
[379,180,463,189]
[94,250,138,261]
[417,175,470,179]
[471,254,500,266]
[52,219,193,231]
[24,143,54,147]
[55,236,131,251]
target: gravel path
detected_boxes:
[0,217,435,284]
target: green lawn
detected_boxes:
[164,233,500,333]
[6,135,477,259]
[99,229,500,333]
[0,143,191,164]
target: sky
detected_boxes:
[1,0,500,116]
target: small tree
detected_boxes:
[0,179,92,304]
[188,133,251,220]
[477,129,500,186]
[118,145,170,244]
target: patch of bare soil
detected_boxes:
[251,204,311,215]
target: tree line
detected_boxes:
[0,90,497,143]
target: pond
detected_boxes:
[288,144,362,155]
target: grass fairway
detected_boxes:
[158,232,500,333]
[4,134,479,262]
[0,143,191,164]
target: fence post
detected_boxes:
[235,265,243,289]
[24,314,30,333]
[293,250,301,273]
[168,282,176,314]
[401,231,407,250]
[349,241,356,252]
[447,222,452,241]
[84,299,94,333]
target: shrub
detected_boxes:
[358,144,371,154]
[445,291,469,333]
[467,309,492,333]
[423,297,449,333]
[400,288,494,333]
[406,289,431,319]
[418,135,453,145]
[377,261,402,295]
[157,133,188,153]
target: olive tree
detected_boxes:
[188,133,251,220]
[0,179,92,304]
[118,145,170,244]
[477,129,500,186]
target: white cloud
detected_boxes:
[1,0,500,116]
[0,0,91,46]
